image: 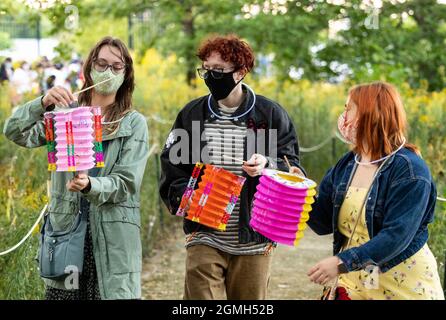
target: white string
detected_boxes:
[0,204,47,256]
[207,83,256,121]
[335,134,445,202]
[72,74,118,96]
[0,109,444,256]
[101,116,125,125]
[335,130,351,144]
[147,143,159,158]
[0,145,161,257]
[222,154,245,163]
[143,114,446,202]
[146,115,173,125]
[144,114,446,203]
[300,134,334,153]
[354,138,407,166]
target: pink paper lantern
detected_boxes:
[44,107,105,172]
[250,169,317,246]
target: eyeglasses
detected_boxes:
[93,58,126,75]
[197,67,235,80]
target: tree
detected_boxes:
[37,0,446,91]
[318,0,446,91]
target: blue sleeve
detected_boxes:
[337,178,431,271]
[307,167,335,235]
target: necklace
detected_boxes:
[355,138,406,165]
[207,83,256,121]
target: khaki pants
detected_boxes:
[184,244,273,300]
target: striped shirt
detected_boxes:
[185,102,269,255]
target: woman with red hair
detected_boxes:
[293,82,444,300]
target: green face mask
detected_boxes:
[90,68,125,95]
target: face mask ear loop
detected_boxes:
[235,74,245,86]
[343,110,348,128]
[207,71,245,103]
[234,65,248,85]
[337,113,356,145]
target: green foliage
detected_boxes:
[3,1,446,91]
[0,31,11,50]
[53,41,75,62]
[0,87,47,298]
[318,0,446,91]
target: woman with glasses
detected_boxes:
[160,34,306,300]
[3,37,149,300]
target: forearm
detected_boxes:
[3,96,47,148]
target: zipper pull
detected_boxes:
[49,247,54,262]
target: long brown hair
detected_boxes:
[78,36,134,134]
[349,81,420,161]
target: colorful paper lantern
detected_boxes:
[44,107,105,172]
[250,169,317,246]
[176,162,204,217]
[176,163,246,231]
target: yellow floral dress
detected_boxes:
[337,186,445,300]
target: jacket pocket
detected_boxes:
[48,194,77,232]
[372,198,385,235]
[101,207,142,274]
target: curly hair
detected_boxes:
[197,34,255,74]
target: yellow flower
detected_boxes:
[419,115,429,123]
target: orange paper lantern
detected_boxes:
[183,164,246,231]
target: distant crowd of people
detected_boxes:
[0,56,84,106]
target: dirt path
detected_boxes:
[141,222,332,300]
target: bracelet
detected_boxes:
[81,179,92,194]
[41,96,55,111]
[337,262,348,274]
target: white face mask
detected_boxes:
[337,112,357,145]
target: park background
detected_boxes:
[0,0,445,299]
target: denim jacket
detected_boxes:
[308,147,437,273]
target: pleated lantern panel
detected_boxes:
[250,169,317,246]
[44,107,104,172]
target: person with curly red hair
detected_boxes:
[160,34,306,299]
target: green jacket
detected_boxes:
[3,97,149,300]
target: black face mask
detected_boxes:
[204,70,244,101]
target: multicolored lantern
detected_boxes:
[250,169,317,246]
[44,107,105,172]
[176,162,204,217]
[176,163,246,231]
